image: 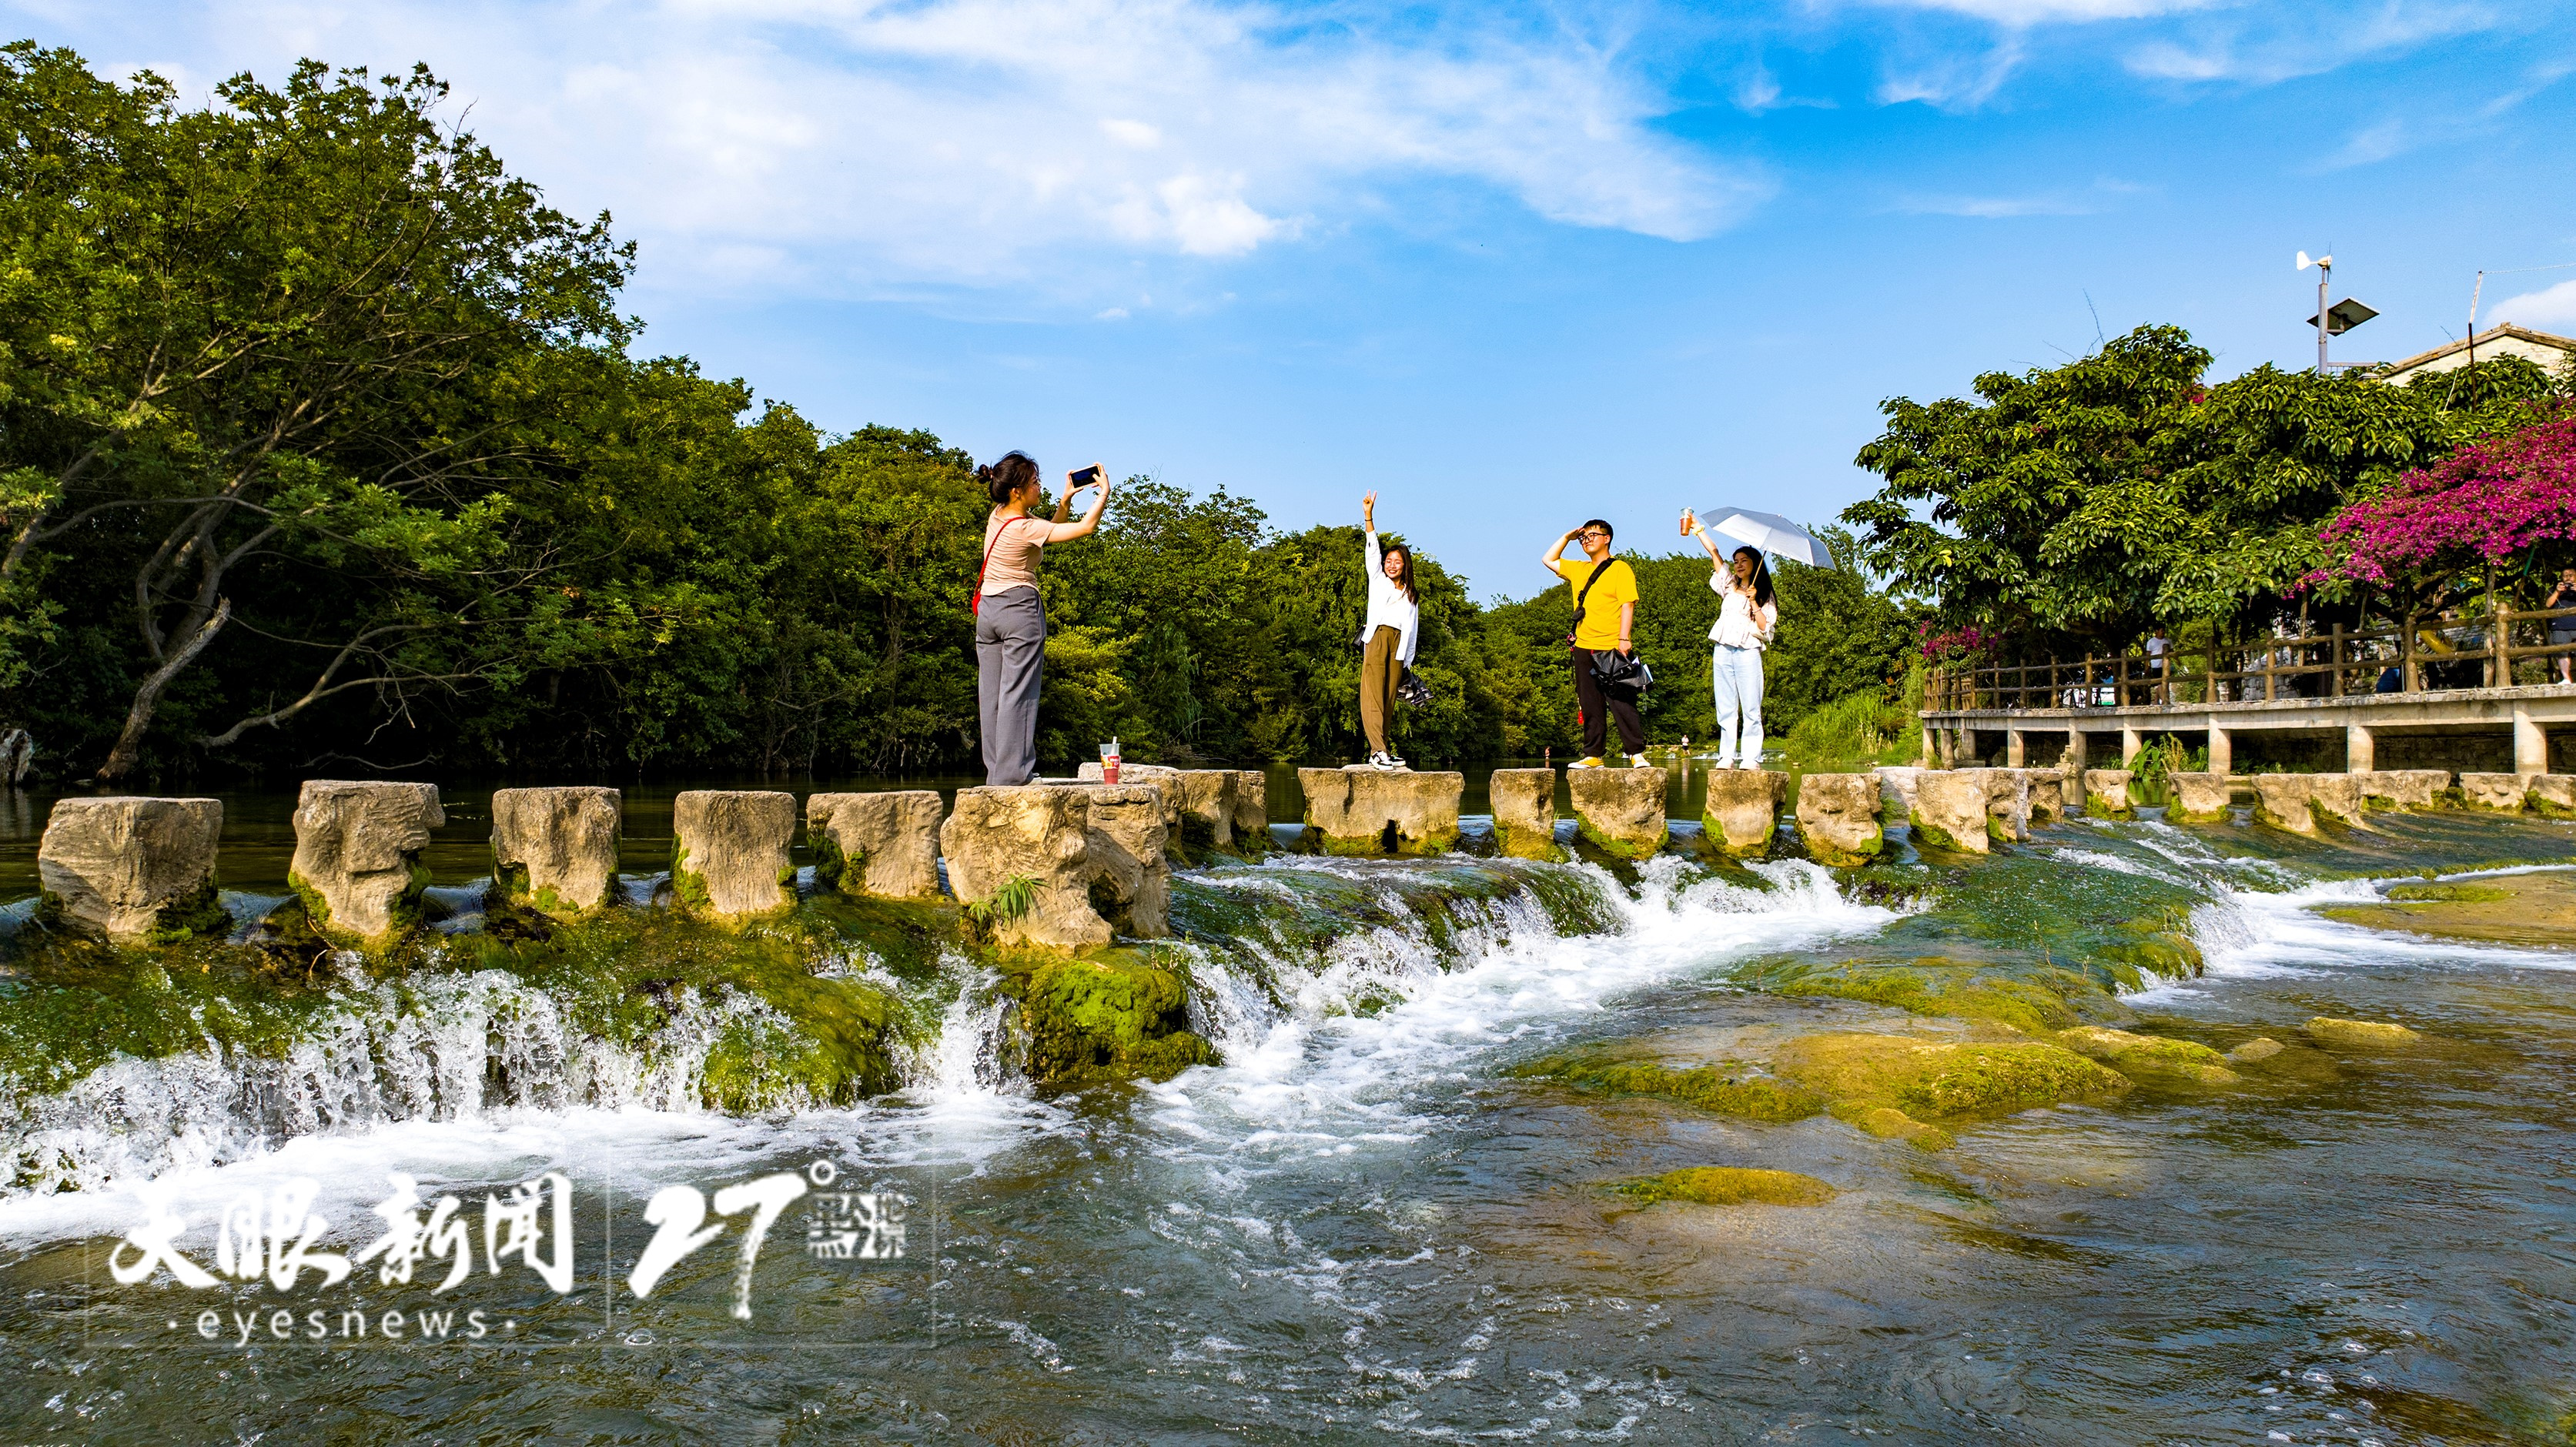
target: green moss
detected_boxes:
[1512,1053,1824,1121]
[2088,790,2136,820]
[1833,1101,1953,1151]
[1494,824,1566,862]
[1001,947,1217,1084]
[670,840,714,914]
[2304,1015,2424,1049]
[2053,1024,2240,1086]
[146,879,231,944]
[1758,959,2086,1035]
[1772,1031,2134,1119]
[2385,881,2511,903]
[1802,833,1884,869]
[1579,814,1665,860]
[1907,809,1966,852]
[811,835,865,894]
[1310,827,1457,857]
[1609,1166,1837,1207]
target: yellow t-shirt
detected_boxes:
[1554,556,1638,651]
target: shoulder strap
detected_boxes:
[1574,559,1614,610]
[980,515,1038,578]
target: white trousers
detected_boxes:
[1712,645,1765,769]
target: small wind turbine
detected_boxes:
[2297,250,2378,375]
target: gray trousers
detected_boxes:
[976,586,1046,786]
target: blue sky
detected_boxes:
[12,0,2576,599]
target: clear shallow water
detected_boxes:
[3,804,2575,1442]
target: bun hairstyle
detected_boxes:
[1732,546,1775,609]
[979,451,1041,506]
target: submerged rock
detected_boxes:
[1487,767,1561,860]
[1771,1032,2133,1118]
[1299,767,1464,855]
[1910,771,1992,854]
[2163,771,2233,824]
[1513,1054,1823,1121]
[490,786,621,917]
[1611,1166,1837,1208]
[2054,1024,2240,1086]
[1795,772,1883,867]
[35,796,226,943]
[1755,958,2092,1035]
[806,790,944,899]
[1836,1103,1953,1151]
[942,785,1112,953]
[2313,869,2576,947]
[1698,769,1788,860]
[2227,1037,2286,1064]
[1568,767,1668,857]
[2305,1016,2424,1049]
[672,790,798,924]
[289,780,444,949]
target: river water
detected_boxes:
[2,770,2573,1442]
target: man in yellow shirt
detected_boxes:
[1542,518,1648,767]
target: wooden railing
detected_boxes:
[1925,607,2576,712]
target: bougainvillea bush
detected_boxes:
[2309,416,2576,589]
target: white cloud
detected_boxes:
[115,0,1767,297]
[1898,192,2095,216]
[2494,278,2576,331]
[1870,0,2211,24]
[2124,1,2498,83]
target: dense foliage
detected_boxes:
[1842,324,2568,657]
[0,47,1913,783]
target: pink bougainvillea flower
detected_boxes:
[2307,416,2576,588]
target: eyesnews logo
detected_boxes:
[194,1305,499,1346]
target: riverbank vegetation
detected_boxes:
[0,44,1912,785]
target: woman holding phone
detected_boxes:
[1356,492,1420,770]
[975,453,1112,786]
[1686,512,1777,770]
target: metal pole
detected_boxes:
[2317,262,2331,376]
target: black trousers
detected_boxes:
[1570,647,1645,757]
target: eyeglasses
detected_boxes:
[1579,530,1608,540]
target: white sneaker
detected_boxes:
[1387,752,1409,769]
[1367,751,1399,771]
[1631,755,1654,768]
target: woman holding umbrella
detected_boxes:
[1685,510,1778,770]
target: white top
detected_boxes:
[1709,573,1778,650]
[1358,530,1420,665]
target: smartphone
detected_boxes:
[1069,464,1104,487]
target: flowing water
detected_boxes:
[3,775,2574,1443]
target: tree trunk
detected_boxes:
[95,597,233,781]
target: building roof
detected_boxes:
[2376,322,2576,383]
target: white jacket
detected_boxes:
[1709,573,1777,650]
[1358,530,1420,665]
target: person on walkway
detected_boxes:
[1689,516,1776,770]
[2548,568,2576,683]
[975,452,1112,786]
[1357,492,1420,771]
[1543,518,1647,768]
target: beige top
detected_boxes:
[982,512,1047,596]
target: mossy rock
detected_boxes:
[2054,1024,2240,1087]
[1003,948,1217,1084]
[1755,958,2090,1035]
[2304,1016,2423,1049]
[1610,1166,1837,1208]
[2313,869,2576,947]
[1908,810,1967,852]
[2384,881,2511,904]
[1833,1101,1953,1150]
[1512,1054,1824,1121]
[1576,815,1664,860]
[1771,1031,2133,1119]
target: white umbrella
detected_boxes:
[1690,506,1832,567]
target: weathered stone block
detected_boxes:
[291,780,443,947]
[1980,770,2032,843]
[1077,763,1235,852]
[1233,770,1271,851]
[1298,767,1463,855]
[1699,770,1786,859]
[2354,770,2451,811]
[1795,773,1882,867]
[2083,770,2135,820]
[805,790,943,899]
[1486,767,1560,859]
[1059,782,1172,938]
[941,786,1110,952]
[2250,774,2365,833]
[37,797,226,942]
[1909,770,1990,854]
[671,790,796,922]
[1873,766,1925,825]
[1566,767,1668,857]
[2529,774,2576,817]
[2456,772,2531,813]
[2163,771,2233,824]
[490,787,621,917]
[2026,768,2066,825]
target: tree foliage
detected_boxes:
[1842,323,2564,653]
